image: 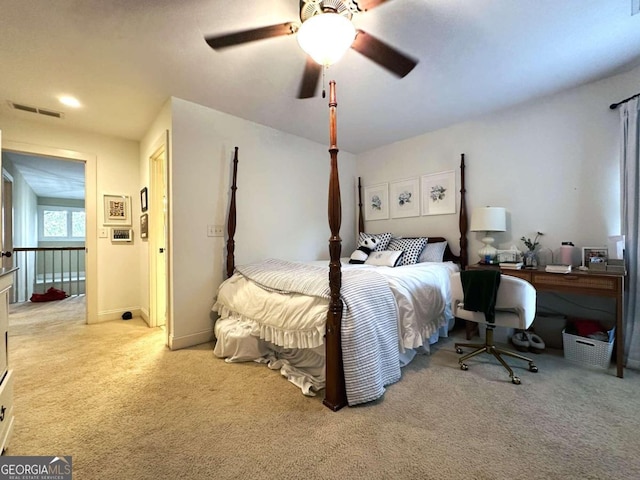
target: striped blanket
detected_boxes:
[235,259,401,406]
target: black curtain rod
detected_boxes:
[610,91,640,109]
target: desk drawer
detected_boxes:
[531,272,619,293]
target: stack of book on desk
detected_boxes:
[499,262,523,270]
[545,264,572,274]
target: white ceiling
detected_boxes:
[1,0,640,156]
[2,152,85,200]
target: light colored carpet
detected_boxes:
[7,297,640,480]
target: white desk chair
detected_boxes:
[451,272,538,384]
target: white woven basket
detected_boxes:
[562,328,614,369]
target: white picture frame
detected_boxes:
[582,247,608,267]
[364,183,389,221]
[390,177,420,219]
[421,170,456,216]
[103,194,131,226]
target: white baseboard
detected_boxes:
[139,308,150,326]
[168,329,214,350]
[92,307,142,324]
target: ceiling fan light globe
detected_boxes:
[297,13,356,66]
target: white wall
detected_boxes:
[166,97,357,348]
[356,64,640,265]
[0,116,141,319]
[2,157,37,249]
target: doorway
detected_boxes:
[148,133,169,344]
[1,141,97,323]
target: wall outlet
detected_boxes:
[207,225,224,237]
[99,228,108,238]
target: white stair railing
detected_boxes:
[11,247,86,303]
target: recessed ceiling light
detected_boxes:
[59,96,81,108]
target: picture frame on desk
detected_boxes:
[582,247,608,267]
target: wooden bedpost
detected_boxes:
[324,81,347,411]
[357,177,364,234]
[226,147,239,279]
[459,153,468,269]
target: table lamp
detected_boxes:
[470,206,506,263]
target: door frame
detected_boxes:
[2,141,97,323]
[148,131,171,343]
[1,169,14,273]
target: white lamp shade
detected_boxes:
[297,13,356,66]
[469,207,506,232]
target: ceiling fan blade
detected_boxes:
[354,0,392,12]
[205,23,296,50]
[297,57,322,99]
[351,30,417,78]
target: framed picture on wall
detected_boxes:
[390,177,420,219]
[140,187,148,212]
[103,194,131,226]
[140,213,148,239]
[421,170,456,216]
[364,183,389,221]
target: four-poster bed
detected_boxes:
[215,81,468,411]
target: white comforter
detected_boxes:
[342,261,459,351]
[215,260,459,352]
[212,259,459,404]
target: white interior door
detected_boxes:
[149,134,169,335]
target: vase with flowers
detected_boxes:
[520,232,544,268]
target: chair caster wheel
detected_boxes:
[460,363,468,371]
[512,376,521,385]
[456,347,463,354]
[529,363,538,373]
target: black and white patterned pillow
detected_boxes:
[388,237,428,266]
[419,241,448,263]
[358,232,392,252]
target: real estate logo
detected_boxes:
[0,456,72,480]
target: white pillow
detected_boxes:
[387,237,428,266]
[419,241,448,263]
[365,250,403,267]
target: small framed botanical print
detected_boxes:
[390,177,420,219]
[421,170,456,216]
[364,183,389,221]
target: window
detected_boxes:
[38,206,85,241]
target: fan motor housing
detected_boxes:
[300,0,359,22]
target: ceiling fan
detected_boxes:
[204,0,418,99]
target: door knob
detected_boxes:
[0,251,11,258]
